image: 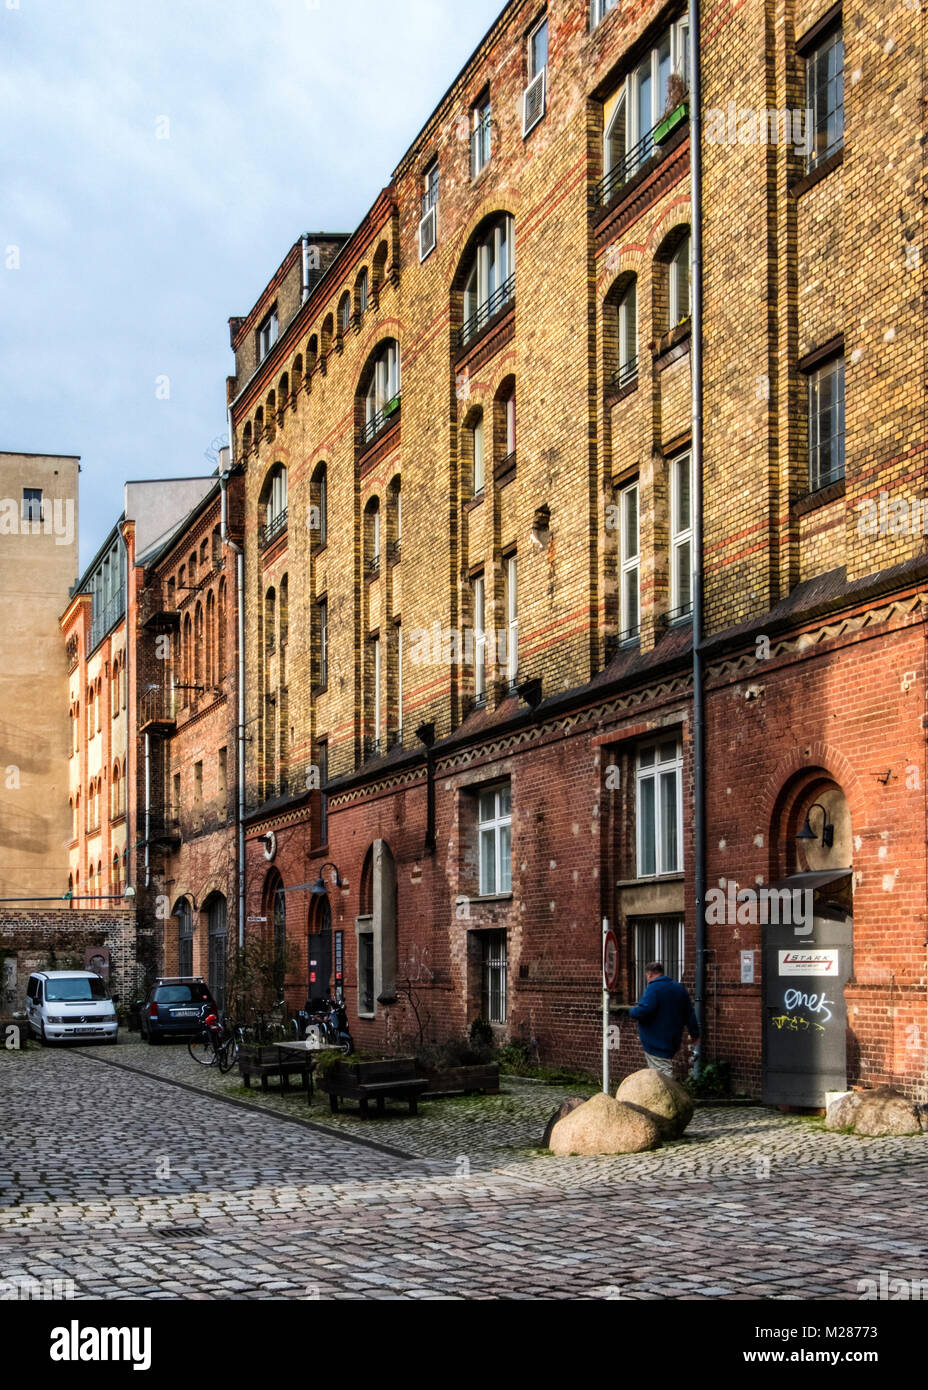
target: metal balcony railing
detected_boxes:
[457,274,515,350]
[594,106,688,207]
[387,537,401,564]
[363,393,401,446]
[139,687,177,729]
[261,508,288,550]
[610,356,639,392]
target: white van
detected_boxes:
[25,971,119,1045]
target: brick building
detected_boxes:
[132,471,244,1007]
[223,0,926,1098]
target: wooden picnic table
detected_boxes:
[272,1040,345,1105]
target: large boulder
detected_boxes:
[853,1088,923,1137]
[615,1068,694,1139]
[541,1097,587,1149]
[548,1092,662,1156]
[825,1090,863,1131]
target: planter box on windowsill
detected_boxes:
[654,102,688,145]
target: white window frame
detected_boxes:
[269,466,288,524]
[358,270,369,314]
[670,452,693,617]
[808,356,846,491]
[365,341,401,436]
[473,415,485,494]
[505,555,518,685]
[419,163,439,262]
[478,782,512,896]
[635,740,683,878]
[618,278,638,384]
[258,308,278,360]
[463,217,514,341]
[619,481,640,638]
[591,0,618,28]
[605,20,689,180]
[472,95,492,177]
[669,233,691,327]
[473,573,486,699]
[523,16,548,136]
[505,392,517,456]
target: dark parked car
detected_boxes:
[140,978,217,1044]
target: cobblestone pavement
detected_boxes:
[1,1044,926,1300]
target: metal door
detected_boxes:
[762,899,853,1107]
[308,899,332,1003]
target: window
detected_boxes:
[523,17,548,135]
[263,464,288,546]
[316,597,328,690]
[177,901,193,978]
[420,161,439,261]
[312,464,327,547]
[599,19,688,197]
[591,0,618,26]
[632,917,684,999]
[462,216,514,346]
[364,340,401,443]
[338,292,351,337]
[358,930,375,1015]
[388,478,402,562]
[481,931,508,1023]
[619,481,640,640]
[473,573,487,701]
[805,26,843,171]
[669,233,691,327]
[670,452,693,618]
[257,307,278,360]
[193,761,203,824]
[504,555,518,686]
[358,269,369,315]
[273,881,287,997]
[636,740,683,877]
[471,93,492,177]
[473,415,486,494]
[617,279,638,386]
[111,763,120,820]
[365,499,381,576]
[478,783,512,896]
[505,390,516,457]
[208,896,228,1013]
[21,488,42,524]
[218,747,228,821]
[808,356,845,491]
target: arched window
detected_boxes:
[292,353,303,398]
[255,406,264,441]
[175,899,193,977]
[264,870,288,999]
[459,214,514,347]
[86,685,94,740]
[95,678,102,732]
[265,390,277,442]
[311,463,327,548]
[321,314,334,359]
[211,525,221,568]
[605,272,639,390]
[279,575,289,650]
[338,291,351,339]
[306,335,318,376]
[112,852,121,898]
[388,476,402,562]
[278,372,289,419]
[362,340,401,445]
[205,590,216,687]
[264,587,276,655]
[183,613,192,695]
[111,763,120,820]
[207,895,228,1011]
[495,377,517,470]
[111,659,119,717]
[243,421,253,455]
[463,410,485,496]
[356,267,369,317]
[194,601,204,685]
[372,241,388,298]
[364,497,381,578]
[189,550,197,585]
[261,464,288,547]
[217,577,227,678]
[669,230,691,328]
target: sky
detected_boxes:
[1,0,503,570]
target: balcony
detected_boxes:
[661,601,694,628]
[593,105,689,210]
[147,805,181,851]
[387,537,401,565]
[457,274,515,351]
[365,554,381,581]
[363,393,401,448]
[260,508,288,551]
[139,686,177,733]
[140,585,180,632]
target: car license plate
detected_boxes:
[72,1028,103,1035]
[171,1009,198,1018]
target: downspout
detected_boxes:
[144,732,151,889]
[222,412,247,949]
[118,521,135,897]
[689,0,707,1073]
[301,235,312,304]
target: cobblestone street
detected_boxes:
[1,1043,926,1300]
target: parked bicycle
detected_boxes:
[188,1012,238,1073]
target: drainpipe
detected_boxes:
[144,731,151,889]
[222,411,247,949]
[689,0,707,1073]
[118,521,134,898]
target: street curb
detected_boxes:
[72,1048,418,1162]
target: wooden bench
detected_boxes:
[319,1058,428,1117]
[238,1045,313,1097]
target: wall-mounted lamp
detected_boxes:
[796,803,834,850]
[310,862,343,896]
[530,504,551,550]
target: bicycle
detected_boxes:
[188,1013,238,1073]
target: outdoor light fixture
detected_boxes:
[796,802,835,849]
[517,676,543,710]
[310,862,343,896]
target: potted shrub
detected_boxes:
[414,1022,500,1098]
[654,73,688,145]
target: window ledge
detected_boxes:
[652,320,691,368]
[463,492,485,514]
[472,893,514,905]
[792,477,846,517]
[615,873,685,888]
[790,147,843,199]
[605,376,639,407]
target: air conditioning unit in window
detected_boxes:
[523,68,546,137]
[419,205,437,262]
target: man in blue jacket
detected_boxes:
[628,961,699,1077]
